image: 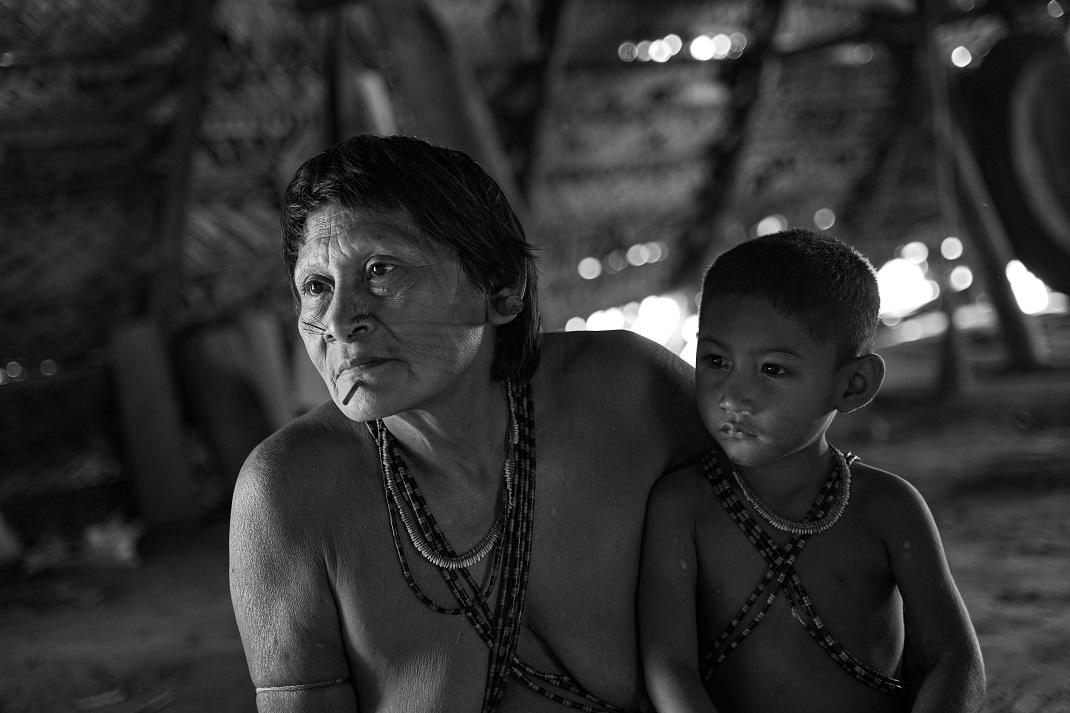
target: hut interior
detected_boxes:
[0,0,1067,569]
[2,1,1070,711]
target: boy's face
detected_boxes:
[696,294,844,469]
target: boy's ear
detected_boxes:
[836,353,886,414]
[486,279,526,326]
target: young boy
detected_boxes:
[638,229,985,713]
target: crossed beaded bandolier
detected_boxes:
[699,447,904,694]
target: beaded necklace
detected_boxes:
[369,381,626,713]
[376,382,519,570]
[731,447,852,536]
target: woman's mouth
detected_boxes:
[335,358,394,404]
[335,357,391,379]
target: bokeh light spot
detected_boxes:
[877,258,940,318]
[650,39,671,63]
[689,35,715,61]
[578,257,602,280]
[901,241,929,264]
[605,250,627,274]
[756,214,787,237]
[940,236,964,260]
[813,208,836,230]
[711,33,732,60]
[949,265,973,291]
[1006,260,1050,314]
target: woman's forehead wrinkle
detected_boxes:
[304,206,431,256]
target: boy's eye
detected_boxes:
[702,354,728,369]
[761,363,790,377]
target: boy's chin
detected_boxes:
[714,438,770,469]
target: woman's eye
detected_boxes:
[762,364,790,377]
[368,262,395,278]
[302,278,330,297]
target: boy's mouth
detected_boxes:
[719,423,756,439]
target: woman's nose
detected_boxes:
[322,288,374,343]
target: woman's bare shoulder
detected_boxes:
[234,403,377,517]
[542,329,683,368]
[537,330,713,467]
[539,330,694,397]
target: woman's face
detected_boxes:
[293,203,495,422]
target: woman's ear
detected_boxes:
[836,353,886,414]
[487,280,526,325]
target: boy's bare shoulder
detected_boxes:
[849,457,932,525]
[648,461,713,514]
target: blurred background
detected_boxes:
[0,0,1068,711]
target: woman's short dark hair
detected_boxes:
[282,134,541,382]
[700,229,881,365]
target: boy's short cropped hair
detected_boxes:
[700,228,881,365]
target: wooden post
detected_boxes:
[363,0,526,214]
[149,0,217,324]
[111,0,217,529]
[922,0,975,396]
[670,0,786,284]
[952,126,1049,369]
[108,320,200,528]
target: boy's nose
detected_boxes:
[717,376,754,414]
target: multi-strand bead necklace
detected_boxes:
[730,447,853,536]
[374,381,520,571]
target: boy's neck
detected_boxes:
[735,440,836,505]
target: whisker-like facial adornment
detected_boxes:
[301,318,327,336]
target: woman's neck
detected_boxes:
[382,376,512,490]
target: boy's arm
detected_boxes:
[638,469,719,713]
[229,445,357,712]
[878,473,985,713]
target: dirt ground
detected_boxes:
[2,314,1069,713]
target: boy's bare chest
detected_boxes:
[694,506,897,633]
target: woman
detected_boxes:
[229,134,714,713]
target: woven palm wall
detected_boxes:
[0,0,329,536]
[1,1,179,535]
[1,0,1055,539]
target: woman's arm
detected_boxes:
[229,443,358,713]
[638,469,719,713]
